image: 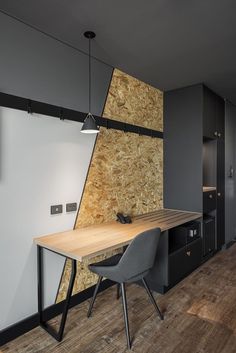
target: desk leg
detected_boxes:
[37,245,77,341]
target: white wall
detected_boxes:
[0,107,96,329]
[0,11,112,331]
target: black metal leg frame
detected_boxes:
[37,245,77,341]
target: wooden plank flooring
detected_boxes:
[2,245,236,353]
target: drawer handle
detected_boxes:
[209,194,213,199]
[217,192,221,197]
[186,251,191,256]
[214,131,218,137]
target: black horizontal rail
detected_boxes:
[0,92,163,139]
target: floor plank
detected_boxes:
[2,245,236,352]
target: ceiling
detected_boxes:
[1,0,236,103]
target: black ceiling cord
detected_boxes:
[0,9,112,69]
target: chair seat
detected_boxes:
[89,253,123,280]
[90,253,123,268]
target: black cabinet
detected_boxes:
[146,225,202,294]
[203,86,225,249]
[169,238,202,286]
[164,83,225,264]
[203,86,225,141]
[203,190,216,213]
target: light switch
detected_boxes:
[66,203,77,212]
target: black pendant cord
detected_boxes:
[88,36,91,114]
[84,31,96,117]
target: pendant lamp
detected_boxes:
[81,31,99,134]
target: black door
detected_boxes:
[216,97,225,249]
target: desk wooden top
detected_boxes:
[34,209,201,261]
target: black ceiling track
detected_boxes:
[0,92,163,139]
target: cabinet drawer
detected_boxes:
[169,238,202,286]
[169,247,187,285]
[203,216,215,256]
[186,238,202,273]
[203,190,216,213]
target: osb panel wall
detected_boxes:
[103,69,163,131]
[56,69,163,302]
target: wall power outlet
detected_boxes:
[51,204,63,215]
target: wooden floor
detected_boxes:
[2,245,236,353]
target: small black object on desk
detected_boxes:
[116,213,132,224]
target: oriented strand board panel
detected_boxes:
[76,129,163,226]
[103,69,163,130]
[57,69,163,302]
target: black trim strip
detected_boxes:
[0,279,114,346]
[0,92,163,139]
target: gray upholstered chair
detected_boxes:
[87,227,163,349]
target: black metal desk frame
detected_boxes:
[37,245,77,341]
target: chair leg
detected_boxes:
[87,275,103,318]
[121,283,132,350]
[117,283,121,300]
[142,278,164,320]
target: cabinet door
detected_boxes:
[169,247,188,285]
[203,87,217,139]
[225,103,236,245]
[203,217,215,256]
[203,190,216,213]
[186,238,202,272]
[216,96,225,249]
[217,137,225,249]
[216,96,225,140]
[168,238,202,286]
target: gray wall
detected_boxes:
[0,12,113,330]
[225,101,236,244]
[0,12,112,114]
[164,85,203,212]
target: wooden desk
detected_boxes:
[34,208,201,261]
[34,208,201,341]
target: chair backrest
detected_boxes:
[117,227,161,282]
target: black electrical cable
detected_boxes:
[0,8,113,69]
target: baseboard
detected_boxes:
[0,279,114,346]
[225,240,236,249]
